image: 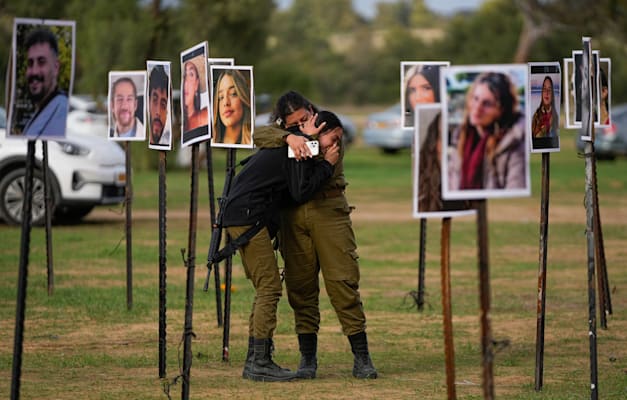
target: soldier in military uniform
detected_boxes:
[254,92,377,380]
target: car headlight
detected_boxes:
[56,141,91,156]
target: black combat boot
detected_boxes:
[241,336,254,379]
[296,333,318,379]
[348,331,378,379]
[246,338,297,382]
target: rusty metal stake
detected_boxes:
[535,152,550,391]
[42,141,54,296]
[222,148,236,362]
[182,144,200,400]
[158,150,167,378]
[11,140,36,400]
[125,142,133,310]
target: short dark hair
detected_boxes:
[149,65,168,94]
[25,27,59,56]
[315,110,343,132]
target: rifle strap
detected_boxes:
[211,220,264,264]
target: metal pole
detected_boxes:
[182,144,200,400]
[222,148,236,362]
[440,217,456,400]
[205,141,222,327]
[222,233,233,362]
[417,218,427,311]
[11,140,36,400]
[476,199,494,399]
[42,141,54,296]
[158,151,167,378]
[534,152,550,391]
[125,142,133,310]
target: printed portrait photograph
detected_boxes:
[147,61,173,151]
[528,62,561,153]
[180,41,210,147]
[563,57,578,129]
[572,49,600,128]
[108,71,146,142]
[208,58,234,67]
[412,103,475,219]
[441,64,531,200]
[401,61,449,129]
[598,57,611,128]
[210,65,254,149]
[7,18,75,140]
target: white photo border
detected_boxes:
[598,57,611,128]
[108,70,147,142]
[147,60,173,151]
[400,61,450,129]
[209,65,255,149]
[7,18,75,140]
[412,103,476,219]
[180,41,210,147]
[528,61,561,154]
[441,64,531,200]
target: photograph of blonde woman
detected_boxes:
[443,65,530,200]
[529,62,561,152]
[180,42,210,147]
[210,66,253,148]
[401,62,448,128]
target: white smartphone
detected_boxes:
[288,140,319,158]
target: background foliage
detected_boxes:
[1,0,625,108]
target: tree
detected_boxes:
[434,0,523,64]
[177,0,274,64]
[513,0,625,62]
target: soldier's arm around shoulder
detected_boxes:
[254,125,289,148]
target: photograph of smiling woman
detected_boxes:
[441,64,531,201]
[210,65,254,149]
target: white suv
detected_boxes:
[0,107,126,225]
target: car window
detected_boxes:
[0,107,6,129]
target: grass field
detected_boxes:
[0,129,626,399]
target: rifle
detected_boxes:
[204,151,237,291]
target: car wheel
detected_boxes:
[54,205,94,224]
[0,168,53,226]
[382,148,400,154]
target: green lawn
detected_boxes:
[0,129,626,399]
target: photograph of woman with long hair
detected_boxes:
[529,62,561,152]
[211,66,253,148]
[180,41,210,146]
[443,66,530,200]
[531,76,559,138]
[401,62,448,128]
[413,104,473,218]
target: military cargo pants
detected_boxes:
[280,195,367,337]
[226,225,282,339]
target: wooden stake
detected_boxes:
[440,217,456,399]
